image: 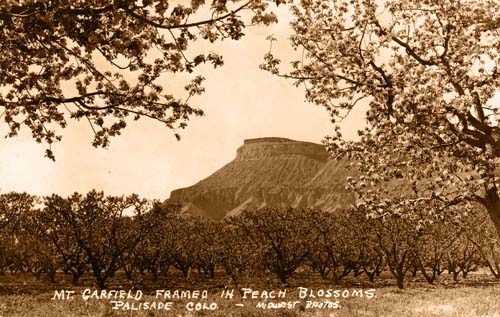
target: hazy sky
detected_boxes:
[0,6,364,199]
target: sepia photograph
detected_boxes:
[0,0,499,316]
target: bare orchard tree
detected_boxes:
[217,223,257,289]
[412,218,461,284]
[369,208,421,289]
[42,190,161,289]
[308,211,362,284]
[37,198,88,284]
[130,203,180,281]
[161,214,199,279]
[0,193,42,277]
[228,207,322,284]
[0,192,37,231]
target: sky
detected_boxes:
[0,5,365,200]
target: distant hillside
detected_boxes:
[167,137,356,220]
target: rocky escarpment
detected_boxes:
[236,137,330,161]
[168,137,355,220]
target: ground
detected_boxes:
[0,270,498,316]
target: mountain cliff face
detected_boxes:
[168,137,355,220]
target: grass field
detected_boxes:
[0,271,499,316]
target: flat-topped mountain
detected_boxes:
[236,137,330,161]
[168,137,355,220]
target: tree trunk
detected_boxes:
[71,272,82,285]
[276,269,288,284]
[151,269,158,282]
[367,272,375,283]
[353,265,362,277]
[230,273,240,290]
[181,267,190,278]
[396,276,404,289]
[46,266,56,283]
[411,266,418,278]
[95,274,106,289]
[484,188,500,241]
[160,264,169,276]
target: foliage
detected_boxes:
[262,0,500,240]
[1,191,499,289]
[0,0,283,159]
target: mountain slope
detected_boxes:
[168,137,355,220]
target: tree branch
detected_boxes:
[123,1,253,31]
